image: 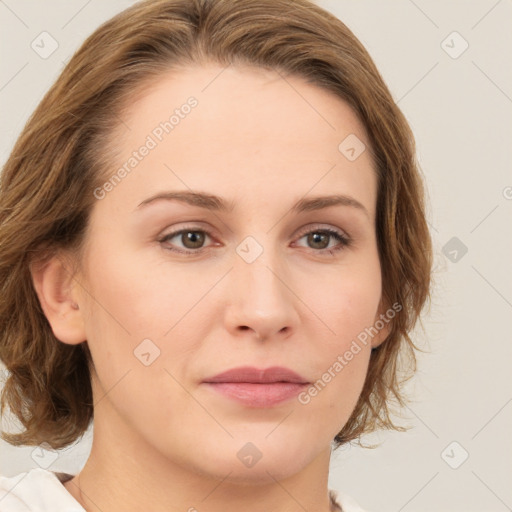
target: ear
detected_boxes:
[370,297,393,349]
[30,253,86,345]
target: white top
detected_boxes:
[0,468,369,512]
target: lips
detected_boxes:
[202,366,309,407]
[203,366,309,384]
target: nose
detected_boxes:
[223,245,300,342]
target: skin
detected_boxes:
[32,63,390,512]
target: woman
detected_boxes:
[0,0,432,510]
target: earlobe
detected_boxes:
[30,254,86,345]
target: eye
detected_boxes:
[293,226,351,256]
[158,227,215,255]
[158,224,351,257]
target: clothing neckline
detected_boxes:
[53,471,74,484]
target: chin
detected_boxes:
[185,434,321,485]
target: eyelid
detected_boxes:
[158,223,216,242]
[158,221,215,239]
[293,222,350,240]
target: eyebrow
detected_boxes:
[135,190,369,218]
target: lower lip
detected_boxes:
[204,382,308,407]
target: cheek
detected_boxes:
[293,253,381,421]
[81,242,219,340]
[78,240,229,397]
[298,252,382,347]
[79,247,197,430]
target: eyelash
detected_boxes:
[158,224,351,258]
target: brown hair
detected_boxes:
[0,0,432,449]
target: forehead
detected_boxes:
[98,63,377,219]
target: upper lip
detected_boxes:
[203,366,309,384]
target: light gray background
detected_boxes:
[1,1,511,511]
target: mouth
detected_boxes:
[202,366,310,408]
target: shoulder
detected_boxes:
[0,469,84,512]
[330,488,371,512]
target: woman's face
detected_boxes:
[74,63,388,482]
